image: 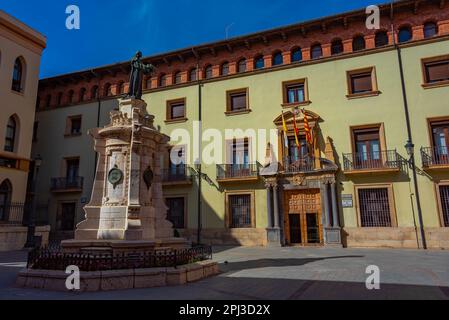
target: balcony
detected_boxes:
[217,163,259,182]
[343,150,402,175]
[283,156,315,174]
[50,177,84,193]
[421,146,449,170]
[162,165,193,186]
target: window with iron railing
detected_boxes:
[229,194,252,228]
[358,188,392,227]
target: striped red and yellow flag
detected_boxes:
[281,110,289,154]
[303,109,313,145]
[292,109,301,148]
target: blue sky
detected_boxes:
[1,0,385,79]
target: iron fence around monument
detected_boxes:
[27,245,213,271]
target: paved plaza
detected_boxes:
[0,246,448,300]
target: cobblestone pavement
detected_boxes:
[0,246,448,300]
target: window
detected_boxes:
[254,56,264,69]
[0,180,12,221]
[424,22,438,38]
[33,121,38,142]
[45,94,52,108]
[145,77,152,89]
[4,117,17,152]
[347,67,377,96]
[221,62,229,76]
[57,202,76,231]
[331,39,343,55]
[430,120,449,164]
[12,57,24,92]
[439,185,449,227]
[104,83,112,96]
[311,44,322,59]
[422,56,449,84]
[351,126,384,170]
[238,59,247,73]
[79,88,86,102]
[91,86,99,100]
[159,74,167,87]
[166,99,186,121]
[272,52,283,66]
[288,136,308,162]
[165,197,185,229]
[357,187,393,227]
[229,138,250,165]
[398,26,412,43]
[228,194,252,228]
[68,90,74,104]
[117,82,125,94]
[57,92,63,106]
[204,65,213,79]
[282,79,307,105]
[174,72,182,84]
[189,68,198,81]
[66,158,80,182]
[352,36,366,52]
[291,48,302,62]
[226,89,248,113]
[67,116,82,136]
[375,31,389,47]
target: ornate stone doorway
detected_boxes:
[283,189,323,246]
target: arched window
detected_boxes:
[0,180,12,221]
[221,62,229,76]
[104,83,112,96]
[254,55,264,69]
[237,59,247,73]
[424,22,438,38]
[311,44,322,59]
[375,31,389,47]
[331,39,343,55]
[68,90,74,104]
[189,68,198,81]
[272,52,283,66]
[117,82,125,94]
[91,86,99,100]
[352,36,366,51]
[79,88,86,102]
[398,26,412,43]
[57,92,63,106]
[45,94,52,108]
[4,117,17,152]
[159,74,167,87]
[291,48,302,62]
[204,65,213,79]
[12,57,24,92]
[174,71,182,84]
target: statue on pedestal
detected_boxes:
[127,51,155,100]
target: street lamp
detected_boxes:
[405,140,415,157]
[24,154,42,249]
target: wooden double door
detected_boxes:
[284,189,323,246]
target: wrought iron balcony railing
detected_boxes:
[162,165,193,184]
[50,176,84,192]
[283,156,315,173]
[217,163,259,181]
[421,146,449,167]
[343,150,401,172]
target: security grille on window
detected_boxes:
[166,197,185,229]
[229,194,251,228]
[440,186,449,227]
[358,188,392,227]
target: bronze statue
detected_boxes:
[127,51,154,99]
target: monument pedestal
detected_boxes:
[62,97,189,253]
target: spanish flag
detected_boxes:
[303,109,313,145]
[292,109,301,148]
[281,111,289,154]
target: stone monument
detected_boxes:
[62,53,187,254]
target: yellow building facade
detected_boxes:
[34,0,449,249]
[0,10,49,251]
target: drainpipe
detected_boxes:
[391,3,427,249]
[195,57,203,245]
